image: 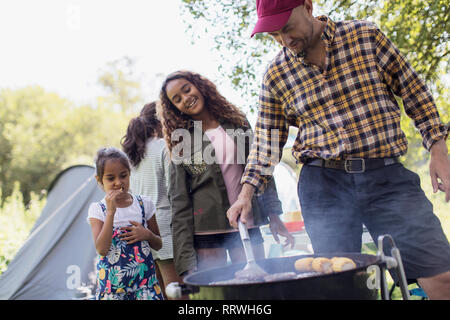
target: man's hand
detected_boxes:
[430,139,450,202]
[227,184,255,228]
[268,214,295,249]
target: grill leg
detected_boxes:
[379,265,390,300]
[377,234,410,300]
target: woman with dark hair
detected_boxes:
[121,102,182,299]
[158,70,293,278]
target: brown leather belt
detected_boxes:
[304,157,399,173]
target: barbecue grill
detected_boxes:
[166,234,410,300]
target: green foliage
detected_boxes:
[0,182,45,275]
[399,90,450,168]
[181,0,278,112]
[0,86,74,203]
[181,0,449,111]
[414,164,450,238]
[97,56,145,114]
[0,86,133,204]
[320,0,449,87]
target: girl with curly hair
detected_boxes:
[158,70,293,278]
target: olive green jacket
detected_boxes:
[168,120,282,276]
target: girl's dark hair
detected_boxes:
[95,147,131,182]
[158,70,248,154]
[121,102,163,167]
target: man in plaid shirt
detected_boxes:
[227,0,450,299]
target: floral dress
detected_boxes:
[95,195,164,300]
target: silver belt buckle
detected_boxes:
[344,158,365,173]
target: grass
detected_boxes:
[415,165,450,238]
[0,183,45,275]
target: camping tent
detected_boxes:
[0,162,300,300]
[0,165,103,300]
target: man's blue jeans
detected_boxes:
[298,162,450,281]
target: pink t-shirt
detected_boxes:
[205,125,243,206]
[205,125,255,228]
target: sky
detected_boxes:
[0,0,244,109]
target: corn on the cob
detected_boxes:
[294,257,314,272]
[311,257,333,273]
[331,257,356,272]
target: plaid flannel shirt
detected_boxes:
[242,16,448,192]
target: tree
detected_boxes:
[321,0,449,86]
[0,86,131,204]
[181,0,279,112]
[0,56,153,204]
[0,86,73,202]
[97,56,145,114]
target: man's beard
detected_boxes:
[299,23,315,56]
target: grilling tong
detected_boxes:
[236,219,268,280]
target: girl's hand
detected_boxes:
[268,214,295,249]
[104,189,121,215]
[119,221,150,244]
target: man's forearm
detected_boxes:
[430,139,448,157]
[239,183,256,201]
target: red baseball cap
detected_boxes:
[251,0,305,37]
